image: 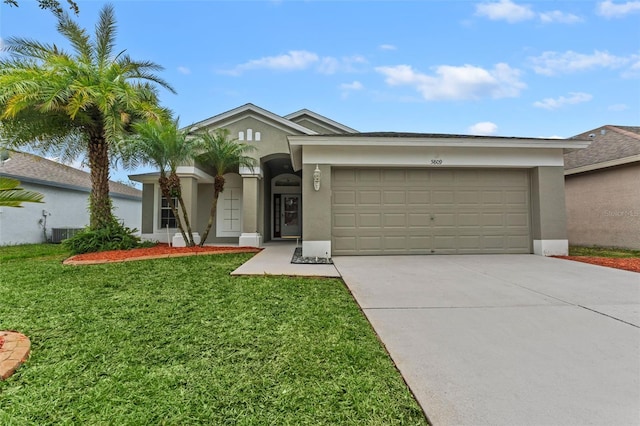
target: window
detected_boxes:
[161,196,178,228]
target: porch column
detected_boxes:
[239,166,263,247]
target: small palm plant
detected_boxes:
[0,176,44,207]
[195,129,255,246]
[122,118,197,246]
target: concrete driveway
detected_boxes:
[333,255,640,426]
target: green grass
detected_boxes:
[569,245,640,258]
[0,245,427,425]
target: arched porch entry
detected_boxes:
[261,154,302,242]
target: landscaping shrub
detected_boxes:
[62,221,146,254]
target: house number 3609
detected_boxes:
[430,159,443,165]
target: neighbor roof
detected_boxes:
[565,125,640,173]
[0,151,142,199]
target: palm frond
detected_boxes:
[0,177,44,207]
[94,4,117,68]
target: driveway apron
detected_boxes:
[333,255,640,426]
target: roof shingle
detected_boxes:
[0,151,142,199]
[565,125,640,170]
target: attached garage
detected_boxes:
[331,168,531,255]
[288,132,590,258]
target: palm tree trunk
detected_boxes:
[169,172,195,247]
[87,128,115,230]
[177,194,195,246]
[199,175,225,246]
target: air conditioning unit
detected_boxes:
[51,228,83,243]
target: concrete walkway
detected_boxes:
[333,255,640,426]
[231,241,341,277]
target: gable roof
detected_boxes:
[187,103,318,135]
[565,125,640,174]
[284,109,358,134]
[0,151,142,200]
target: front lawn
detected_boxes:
[0,245,426,425]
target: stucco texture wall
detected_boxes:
[565,163,640,249]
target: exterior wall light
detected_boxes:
[313,164,321,191]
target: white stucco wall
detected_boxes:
[0,181,141,245]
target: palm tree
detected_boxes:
[195,129,255,246]
[122,118,197,246]
[0,176,44,207]
[0,4,174,230]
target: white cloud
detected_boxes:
[538,10,583,23]
[475,0,535,23]
[621,55,640,78]
[317,55,367,75]
[533,92,592,110]
[221,50,319,75]
[177,66,191,75]
[468,122,498,135]
[0,37,5,50]
[339,81,364,99]
[379,44,397,51]
[597,0,640,18]
[476,0,584,24]
[221,51,366,76]
[375,62,526,101]
[608,103,629,111]
[529,50,630,75]
[340,81,364,91]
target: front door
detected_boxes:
[281,194,301,237]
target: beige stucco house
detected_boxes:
[130,103,589,257]
[564,125,640,249]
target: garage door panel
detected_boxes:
[333,169,357,185]
[383,213,407,227]
[482,191,504,204]
[358,190,382,205]
[332,168,531,255]
[359,170,381,183]
[333,236,357,252]
[432,191,455,204]
[360,236,383,251]
[333,190,356,206]
[333,213,356,228]
[408,190,430,205]
[383,190,406,204]
[507,212,529,227]
[359,213,382,228]
[506,190,529,205]
[408,213,431,227]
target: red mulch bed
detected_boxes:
[0,335,4,350]
[554,256,640,273]
[65,243,261,264]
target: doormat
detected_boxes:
[291,247,333,264]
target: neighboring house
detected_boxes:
[564,125,640,250]
[0,150,142,245]
[130,103,588,256]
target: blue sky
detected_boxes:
[1,0,639,184]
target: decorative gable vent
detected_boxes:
[238,129,261,142]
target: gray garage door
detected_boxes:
[332,168,531,255]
